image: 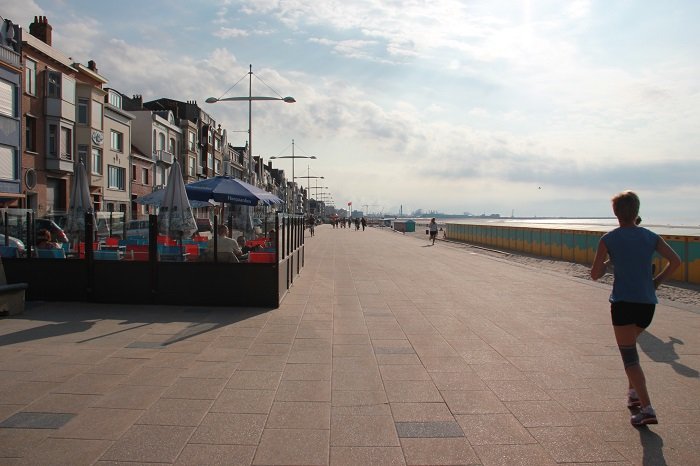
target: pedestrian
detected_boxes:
[428,218,438,245]
[308,214,315,237]
[354,217,360,231]
[361,217,367,231]
[590,190,680,427]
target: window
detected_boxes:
[77,144,88,165]
[214,137,221,151]
[142,167,149,184]
[152,130,156,152]
[25,59,37,95]
[91,100,102,129]
[60,127,72,160]
[168,137,175,154]
[132,165,136,181]
[207,152,213,171]
[92,148,102,175]
[0,80,16,117]
[188,156,195,177]
[108,90,122,108]
[108,165,126,190]
[208,130,212,144]
[77,98,89,124]
[188,131,196,151]
[110,130,123,152]
[0,145,17,180]
[47,71,61,98]
[158,133,165,151]
[25,116,37,152]
[215,159,221,175]
[48,125,57,157]
[62,76,75,105]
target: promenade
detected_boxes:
[1,224,698,465]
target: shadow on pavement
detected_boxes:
[638,332,699,378]
[638,428,667,466]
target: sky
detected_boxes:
[4,0,700,223]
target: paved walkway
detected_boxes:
[0,225,698,465]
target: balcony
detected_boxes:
[0,47,20,68]
[44,97,75,121]
[46,153,75,173]
[153,150,174,165]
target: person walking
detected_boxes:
[308,214,315,237]
[428,218,438,245]
[361,217,367,231]
[590,191,680,427]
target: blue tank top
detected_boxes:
[602,226,659,304]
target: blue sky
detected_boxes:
[5,0,700,223]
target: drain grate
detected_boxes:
[0,412,75,429]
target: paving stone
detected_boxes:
[126,341,164,349]
[100,424,194,463]
[190,412,266,445]
[331,414,400,447]
[330,446,406,465]
[0,412,74,429]
[253,428,329,465]
[395,421,464,438]
[400,437,479,465]
[174,444,256,466]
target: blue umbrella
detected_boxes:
[185,176,282,206]
[135,187,213,209]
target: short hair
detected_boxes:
[38,228,51,241]
[217,224,228,235]
[611,191,640,223]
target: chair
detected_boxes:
[248,252,276,263]
[105,236,120,248]
[184,244,200,261]
[36,248,66,259]
[93,250,121,260]
[125,244,149,261]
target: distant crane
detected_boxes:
[362,204,380,216]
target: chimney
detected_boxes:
[87,60,98,72]
[29,16,52,46]
[132,94,143,108]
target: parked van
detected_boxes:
[125,220,149,239]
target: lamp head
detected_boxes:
[283,97,296,103]
[205,97,218,104]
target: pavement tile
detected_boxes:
[331,414,400,447]
[332,356,378,372]
[21,437,112,466]
[395,421,464,438]
[246,343,291,356]
[287,349,333,364]
[442,390,509,415]
[225,370,282,390]
[85,357,147,375]
[455,413,537,445]
[275,380,331,402]
[400,437,479,465]
[471,362,529,381]
[330,446,406,465]
[162,377,227,399]
[0,412,74,429]
[25,393,100,414]
[379,365,431,381]
[237,355,288,372]
[100,424,194,463]
[333,334,371,345]
[375,355,423,366]
[333,344,375,358]
[282,363,331,381]
[505,400,578,427]
[473,443,558,466]
[528,425,626,462]
[254,429,329,465]
[90,384,166,410]
[211,388,275,414]
[136,398,212,426]
[174,444,256,465]
[547,387,624,412]
[0,381,54,405]
[120,366,180,387]
[189,412,266,445]
[332,369,383,390]
[390,402,457,422]
[430,370,487,391]
[267,401,331,429]
[384,380,443,403]
[485,379,552,401]
[52,407,143,440]
[195,347,247,362]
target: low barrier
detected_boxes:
[446,223,700,285]
[2,213,305,308]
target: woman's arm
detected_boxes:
[653,238,681,289]
[590,239,609,281]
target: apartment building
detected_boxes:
[102,89,134,214]
[0,18,22,206]
[21,16,108,217]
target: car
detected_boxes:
[0,234,26,257]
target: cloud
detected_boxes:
[214,27,249,39]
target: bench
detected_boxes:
[0,256,28,316]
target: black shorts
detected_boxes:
[429,231,437,238]
[610,301,656,328]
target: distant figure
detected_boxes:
[268,229,277,249]
[237,235,254,254]
[36,229,61,250]
[354,217,360,231]
[361,217,367,231]
[347,217,351,228]
[308,214,315,237]
[591,190,681,427]
[428,218,438,245]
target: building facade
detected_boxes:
[0,18,23,206]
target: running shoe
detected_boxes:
[631,409,658,426]
[627,394,641,410]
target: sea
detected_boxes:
[414,217,700,237]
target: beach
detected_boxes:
[402,227,700,309]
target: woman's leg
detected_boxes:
[613,324,651,407]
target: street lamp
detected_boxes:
[205,64,295,185]
[296,171,325,215]
[206,64,295,236]
[269,139,316,213]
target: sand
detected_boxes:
[403,229,700,309]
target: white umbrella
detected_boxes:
[64,162,95,243]
[158,161,197,240]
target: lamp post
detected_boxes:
[269,139,316,214]
[296,171,325,216]
[206,64,295,235]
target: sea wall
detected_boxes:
[445,223,700,285]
